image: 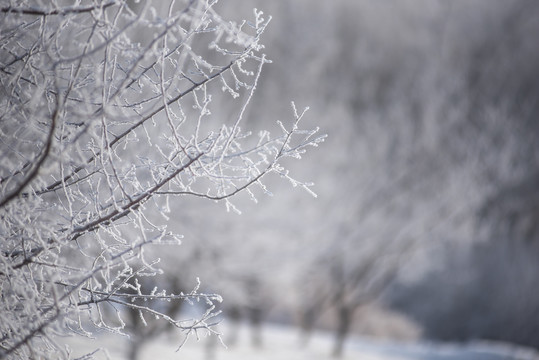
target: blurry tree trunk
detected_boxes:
[299,299,326,347]
[128,339,143,360]
[226,306,242,347]
[205,333,218,360]
[332,305,355,358]
[248,306,264,348]
[299,306,317,346]
[126,305,145,360]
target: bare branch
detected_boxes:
[0,2,117,16]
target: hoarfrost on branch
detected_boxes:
[0,1,324,358]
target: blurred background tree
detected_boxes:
[176,0,539,357]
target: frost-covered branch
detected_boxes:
[0,1,321,359]
[0,2,117,16]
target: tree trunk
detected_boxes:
[299,306,317,347]
[127,337,143,360]
[248,306,263,348]
[205,334,218,360]
[226,306,242,347]
[332,305,353,358]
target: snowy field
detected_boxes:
[62,323,539,360]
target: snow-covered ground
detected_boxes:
[62,323,539,360]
